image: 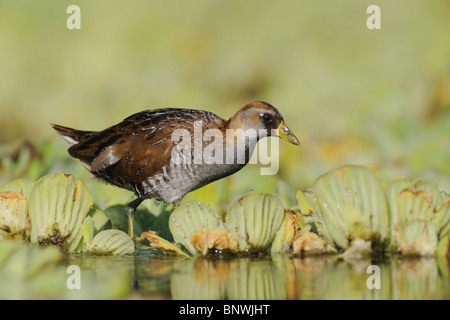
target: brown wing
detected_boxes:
[67,108,226,183]
[98,132,175,183]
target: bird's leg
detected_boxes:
[127,198,144,239]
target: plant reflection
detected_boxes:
[133,253,450,300]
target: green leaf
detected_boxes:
[225,192,284,252]
[296,189,320,215]
[141,231,189,257]
[134,206,173,241]
[0,191,30,241]
[314,165,389,250]
[88,208,110,234]
[295,189,333,243]
[396,220,437,257]
[413,180,442,210]
[433,198,450,239]
[397,189,434,224]
[437,234,449,257]
[82,216,95,246]
[271,209,299,253]
[385,178,412,248]
[169,201,223,255]
[395,189,437,256]
[0,179,35,199]
[28,173,93,253]
[87,230,135,255]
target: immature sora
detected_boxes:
[52,101,299,237]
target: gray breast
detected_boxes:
[139,131,258,204]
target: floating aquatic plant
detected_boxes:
[435,198,450,240]
[385,179,449,256]
[295,165,450,257]
[395,189,437,256]
[2,166,446,259]
[0,173,134,255]
[141,230,190,257]
[169,201,224,255]
[225,192,285,252]
[271,209,300,253]
[28,173,92,251]
[295,190,333,245]
[148,165,450,258]
[160,192,286,256]
[190,228,239,255]
[292,232,337,255]
[0,192,30,241]
[86,230,135,255]
[0,179,34,242]
[0,179,35,199]
[81,209,134,255]
[314,165,390,252]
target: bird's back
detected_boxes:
[53,108,240,203]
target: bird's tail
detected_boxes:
[51,124,95,146]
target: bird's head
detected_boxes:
[227,101,300,146]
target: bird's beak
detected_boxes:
[276,121,300,146]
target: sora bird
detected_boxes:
[52,101,299,237]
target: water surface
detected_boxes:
[63,248,450,300]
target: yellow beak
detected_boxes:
[277,121,300,146]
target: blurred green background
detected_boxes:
[1,0,449,194]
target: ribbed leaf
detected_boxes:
[225,192,284,252]
[397,189,433,224]
[434,198,450,239]
[296,190,319,215]
[385,179,411,248]
[296,190,332,243]
[88,230,135,255]
[314,165,389,250]
[0,191,30,241]
[413,180,442,210]
[395,189,437,256]
[169,201,223,255]
[88,209,110,234]
[0,179,35,199]
[271,209,299,253]
[28,173,93,252]
[396,220,437,257]
[82,216,95,246]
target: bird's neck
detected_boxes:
[221,127,260,165]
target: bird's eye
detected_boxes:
[260,113,272,123]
